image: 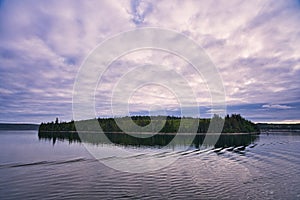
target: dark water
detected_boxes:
[0,131,300,199]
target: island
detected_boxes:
[38,114,259,147]
[39,114,259,134]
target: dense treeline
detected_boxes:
[39,114,259,133]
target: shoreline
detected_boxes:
[38,130,260,135]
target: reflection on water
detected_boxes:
[1,131,300,199]
[38,131,259,150]
[37,132,260,173]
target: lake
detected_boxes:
[0,130,299,199]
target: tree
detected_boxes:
[55,117,59,124]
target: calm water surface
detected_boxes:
[0,131,299,199]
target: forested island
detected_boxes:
[39,114,259,134]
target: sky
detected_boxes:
[0,0,299,124]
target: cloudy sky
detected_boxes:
[0,0,299,123]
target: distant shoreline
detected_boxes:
[0,123,39,131]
